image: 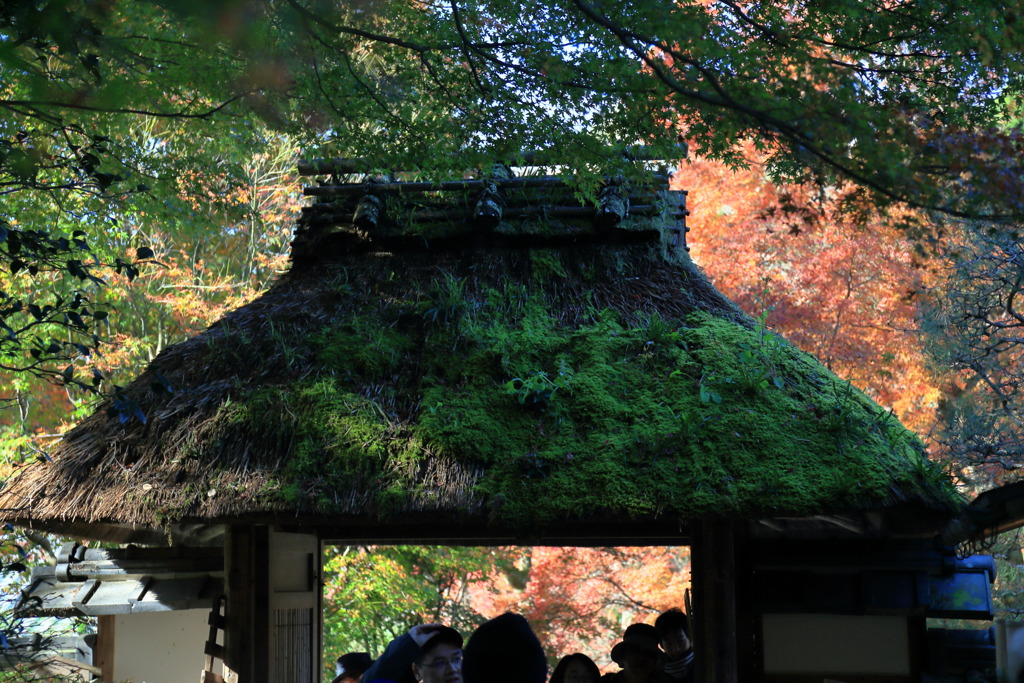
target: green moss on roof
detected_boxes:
[213,265,955,524]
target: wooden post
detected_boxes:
[316,537,325,683]
[691,522,706,680]
[223,525,270,683]
[95,615,115,682]
[691,518,739,683]
[733,522,757,681]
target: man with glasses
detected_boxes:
[363,624,464,683]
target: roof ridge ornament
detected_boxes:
[291,153,689,261]
[473,164,513,229]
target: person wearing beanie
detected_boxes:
[602,623,668,683]
[462,612,548,683]
[654,609,694,683]
[362,623,464,683]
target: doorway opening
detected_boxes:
[320,545,692,682]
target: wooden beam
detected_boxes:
[303,176,670,196]
[296,144,688,176]
[692,519,739,683]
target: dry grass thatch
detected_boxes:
[0,185,961,541]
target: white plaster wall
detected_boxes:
[762,613,911,676]
[270,530,316,593]
[997,620,1024,682]
[112,609,220,683]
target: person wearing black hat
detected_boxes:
[335,652,374,683]
[462,612,547,683]
[362,624,464,683]
[602,623,668,683]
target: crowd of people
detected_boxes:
[332,608,695,683]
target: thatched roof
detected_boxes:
[0,163,961,545]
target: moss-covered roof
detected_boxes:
[0,172,961,541]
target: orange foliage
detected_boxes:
[467,547,690,670]
[674,143,943,435]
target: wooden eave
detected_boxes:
[5,501,953,549]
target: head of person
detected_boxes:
[653,609,692,659]
[610,623,662,682]
[412,626,464,683]
[335,652,374,683]
[462,612,547,683]
[550,653,601,683]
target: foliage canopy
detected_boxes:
[272,0,1022,217]
[1,0,1021,412]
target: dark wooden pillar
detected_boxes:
[316,536,325,682]
[224,525,270,683]
[732,522,758,681]
[691,518,739,683]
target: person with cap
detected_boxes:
[654,609,694,683]
[362,623,464,683]
[601,623,669,683]
[334,652,374,683]
[462,612,548,683]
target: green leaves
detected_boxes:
[321,545,518,680]
[698,380,721,405]
[504,367,573,409]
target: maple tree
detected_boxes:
[266,0,1024,217]
[0,139,300,455]
[322,546,690,679]
[676,143,945,438]
[920,218,1024,483]
[470,547,691,668]
[321,546,525,681]
[0,2,229,382]
[679,138,1024,491]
